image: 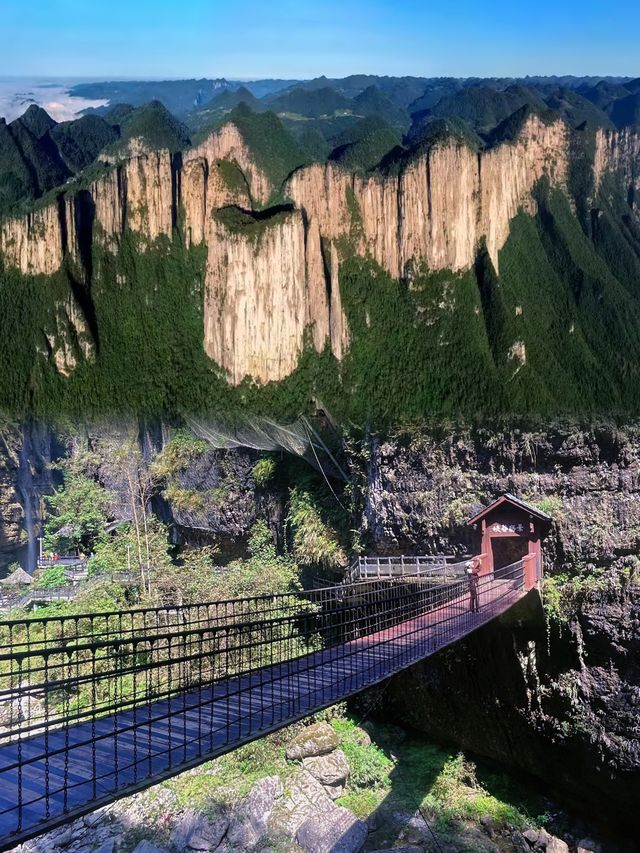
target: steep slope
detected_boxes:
[16,105,57,140]
[329,116,402,171]
[51,115,119,172]
[0,106,639,422]
[0,118,35,210]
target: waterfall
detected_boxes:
[17,427,38,573]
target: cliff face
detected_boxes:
[0,422,59,574]
[287,115,569,276]
[0,117,638,386]
[381,575,640,834]
[594,126,640,194]
[357,424,640,568]
[205,211,310,384]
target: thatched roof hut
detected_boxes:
[0,566,33,586]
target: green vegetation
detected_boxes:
[5,172,640,425]
[531,496,564,517]
[353,85,410,132]
[331,717,550,837]
[252,456,276,486]
[151,430,210,478]
[223,104,310,193]
[330,116,401,172]
[423,85,548,136]
[266,86,353,119]
[33,565,67,589]
[113,100,190,153]
[286,486,347,573]
[45,465,110,554]
[215,159,249,196]
[51,114,119,171]
[543,565,637,623]
[213,205,294,246]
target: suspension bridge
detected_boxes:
[0,553,540,850]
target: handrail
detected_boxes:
[0,559,526,848]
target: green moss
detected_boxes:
[330,717,550,841]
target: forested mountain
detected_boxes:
[0,75,639,424]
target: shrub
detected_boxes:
[34,566,67,589]
[252,456,276,487]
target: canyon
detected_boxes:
[1,113,638,387]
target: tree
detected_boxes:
[109,440,164,596]
[45,471,110,555]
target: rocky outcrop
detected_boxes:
[381,573,640,836]
[288,114,569,276]
[286,721,342,760]
[205,209,312,384]
[1,115,638,385]
[357,422,640,568]
[46,296,95,377]
[0,422,60,576]
[183,122,271,206]
[593,126,640,195]
[0,203,65,276]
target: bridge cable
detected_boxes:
[301,419,349,513]
[351,681,446,853]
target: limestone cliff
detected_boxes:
[183,123,271,207]
[287,115,569,276]
[594,126,640,194]
[205,210,311,384]
[0,115,639,387]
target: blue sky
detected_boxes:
[2,0,639,79]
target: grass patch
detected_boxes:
[331,717,549,836]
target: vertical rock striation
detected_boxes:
[205,210,311,384]
[0,115,638,384]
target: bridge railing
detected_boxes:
[0,560,524,743]
[347,554,469,583]
[0,560,526,844]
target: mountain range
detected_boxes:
[0,75,639,423]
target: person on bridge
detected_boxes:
[466,556,481,613]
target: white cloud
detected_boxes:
[0,79,107,123]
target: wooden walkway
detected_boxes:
[0,578,525,849]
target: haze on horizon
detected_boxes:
[2,0,639,81]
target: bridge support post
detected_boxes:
[523,554,537,590]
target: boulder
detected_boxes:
[523,828,540,845]
[302,749,350,797]
[537,831,569,853]
[268,770,336,839]
[226,775,283,850]
[169,808,229,851]
[295,806,367,853]
[286,723,341,761]
[322,782,346,801]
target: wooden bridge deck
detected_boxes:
[0,579,525,848]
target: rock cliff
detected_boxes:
[0,116,638,386]
[356,423,640,567]
[381,573,640,836]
